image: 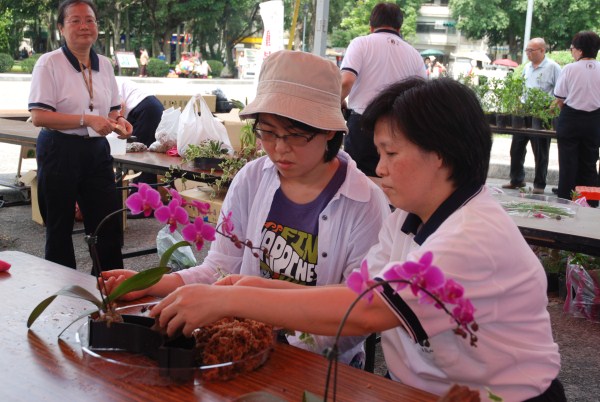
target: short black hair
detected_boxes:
[253,116,343,163]
[361,77,492,187]
[58,0,98,26]
[572,31,600,59]
[369,3,403,30]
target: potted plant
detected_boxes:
[183,140,229,170]
[525,87,559,130]
[491,77,511,128]
[502,74,527,129]
[27,184,271,383]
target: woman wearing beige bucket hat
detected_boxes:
[101,50,390,366]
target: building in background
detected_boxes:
[414,0,488,76]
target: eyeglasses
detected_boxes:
[65,18,97,27]
[525,48,542,53]
[254,127,319,146]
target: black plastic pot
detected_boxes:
[496,114,510,128]
[531,117,544,130]
[511,115,526,129]
[88,315,196,382]
[194,157,225,171]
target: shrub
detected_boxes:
[147,57,170,77]
[20,54,41,73]
[0,53,14,73]
[207,60,223,78]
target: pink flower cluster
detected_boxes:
[347,251,478,345]
[126,183,235,251]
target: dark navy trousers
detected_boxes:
[36,129,124,271]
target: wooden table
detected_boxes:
[0,250,437,401]
[0,117,38,147]
[113,151,219,182]
[490,125,556,139]
[495,193,600,256]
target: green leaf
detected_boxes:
[302,391,323,402]
[57,309,99,338]
[159,240,192,268]
[27,285,103,328]
[106,266,170,303]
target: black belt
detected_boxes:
[45,129,102,140]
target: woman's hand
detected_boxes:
[112,117,133,139]
[98,269,149,301]
[149,283,224,337]
[86,114,117,136]
[214,274,249,286]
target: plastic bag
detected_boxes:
[149,107,180,152]
[156,226,197,271]
[564,263,600,322]
[176,94,232,156]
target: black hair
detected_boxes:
[58,0,98,26]
[572,31,600,59]
[369,2,403,30]
[253,116,343,162]
[361,77,492,187]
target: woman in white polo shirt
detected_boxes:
[554,31,600,205]
[147,78,565,401]
[28,0,132,272]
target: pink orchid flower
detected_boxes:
[385,252,445,303]
[191,200,211,216]
[347,260,377,302]
[452,297,475,327]
[125,183,162,217]
[220,211,235,236]
[436,278,465,306]
[167,187,184,206]
[182,219,216,250]
[155,199,189,233]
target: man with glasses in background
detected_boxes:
[502,38,561,194]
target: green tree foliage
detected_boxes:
[330,0,423,48]
[0,10,12,54]
[20,54,40,73]
[0,52,13,72]
[207,60,224,77]
[449,0,600,57]
[146,57,170,77]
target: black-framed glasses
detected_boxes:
[254,127,319,146]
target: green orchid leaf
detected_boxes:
[302,391,323,402]
[106,266,170,303]
[57,309,99,338]
[27,285,103,328]
[159,240,192,268]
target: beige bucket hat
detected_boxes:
[239,50,348,133]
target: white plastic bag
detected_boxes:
[149,107,180,152]
[156,226,197,271]
[177,94,232,156]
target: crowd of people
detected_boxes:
[27,0,600,400]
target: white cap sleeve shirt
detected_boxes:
[341,30,427,114]
[117,79,153,118]
[554,59,600,112]
[28,46,121,136]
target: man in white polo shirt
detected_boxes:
[502,37,561,194]
[340,2,426,177]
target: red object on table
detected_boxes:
[0,259,10,271]
[576,186,600,201]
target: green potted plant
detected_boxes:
[503,74,527,129]
[525,87,559,130]
[183,140,229,170]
